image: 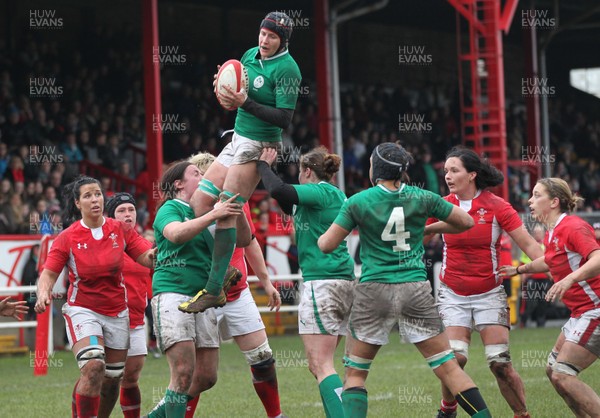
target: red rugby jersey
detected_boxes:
[122,254,152,328]
[544,214,600,317]
[44,217,151,316]
[434,190,523,296]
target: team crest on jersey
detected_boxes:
[253,75,264,89]
[553,236,560,251]
[477,208,487,224]
[109,232,119,248]
[77,243,87,250]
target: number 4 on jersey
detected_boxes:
[381,207,411,251]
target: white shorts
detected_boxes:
[62,304,130,350]
[216,132,281,167]
[151,293,219,352]
[128,325,148,357]
[437,283,510,331]
[298,280,355,336]
[562,308,600,357]
[350,281,443,345]
[216,287,265,341]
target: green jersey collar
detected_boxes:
[173,198,191,208]
[377,183,406,194]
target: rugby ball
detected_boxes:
[215,59,249,110]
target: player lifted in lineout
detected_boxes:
[178,11,302,314]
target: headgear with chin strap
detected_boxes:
[105,192,136,218]
[370,143,412,185]
[260,11,293,51]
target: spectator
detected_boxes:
[4,155,25,184]
[60,132,84,169]
[0,142,9,178]
[43,185,60,208]
[101,133,122,170]
[49,170,64,196]
[0,192,29,234]
[0,178,12,204]
[1,105,26,147]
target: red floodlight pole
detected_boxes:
[142,0,163,221]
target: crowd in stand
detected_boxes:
[1,26,600,236]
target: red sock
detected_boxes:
[120,385,141,418]
[72,379,79,418]
[251,360,281,417]
[75,393,100,418]
[185,395,200,418]
[441,399,458,413]
[515,414,530,418]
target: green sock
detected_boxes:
[319,374,344,418]
[164,389,188,417]
[342,387,368,418]
[319,392,331,418]
[472,409,492,418]
[147,397,166,418]
[205,228,236,295]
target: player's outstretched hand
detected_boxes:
[0,298,29,320]
[212,194,243,220]
[259,148,278,166]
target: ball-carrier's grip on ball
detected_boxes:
[215,59,249,110]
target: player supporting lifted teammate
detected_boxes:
[318,143,492,418]
[500,178,600,417]
[186,152,285,418]
[258,147,355,418]
[426,147,541,418]
[146,161,248,418]
[179,11,302,314]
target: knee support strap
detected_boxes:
[105,361,125,378]
[552,361,582,376]
[426,349,455,369]
[198,178,222,201]
[243,340,273,366]
[485,344,511,365]
[547,350,558,368]
[343,354,372,371]
[450,339,469,359]
[76,345,105,369]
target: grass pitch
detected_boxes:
[1,326,598,417]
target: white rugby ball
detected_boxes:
[215,59,249,111]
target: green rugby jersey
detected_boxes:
[334,184,453,283]
[235,46,301,142]
[152,199,214,296]
[293,182,354,281]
